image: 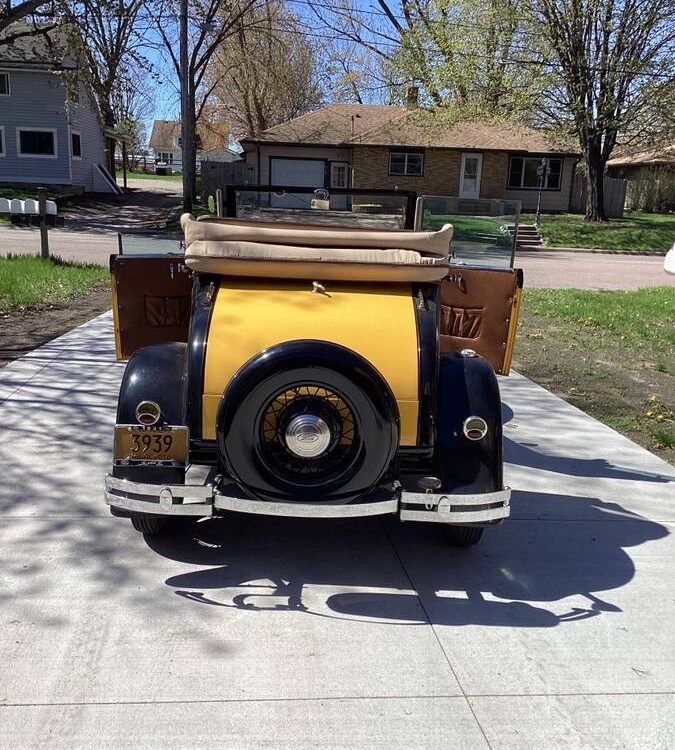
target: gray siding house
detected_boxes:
[0,25,118,193]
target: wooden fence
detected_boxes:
[570,173,627,218]
[199,161,257,201]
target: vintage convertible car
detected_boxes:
[104,189,522,546]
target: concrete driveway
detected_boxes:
[0,314,673,748]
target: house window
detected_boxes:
[508,156,562,190]
[157,151,174,164]
[331,162,349,188]
[17,128,57,158]
[0,127,5,156]
[0,73,9,95]
[71,132,82,159]
[389,151,424,176]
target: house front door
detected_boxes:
[459,153,483,199]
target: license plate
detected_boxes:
[114,425,188,467]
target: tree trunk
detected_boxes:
[584,154,607,222]
[182,87,197,213]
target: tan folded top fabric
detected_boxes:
[185,240,444,266]
[181,214,452,258]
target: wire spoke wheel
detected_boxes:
[258,384,358,482]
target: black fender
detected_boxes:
[111,343,188,516]
[116,342,188,425]
[435,352,503,493]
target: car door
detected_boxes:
[110,254,193,360]
[439,266,523,375]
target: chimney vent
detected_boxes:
[406,86,419,109]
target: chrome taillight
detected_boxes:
[135,400,161,426]
[463,416,488,441]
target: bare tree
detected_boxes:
[63,1,148,128]
[208,0,322,138]
[532,0,675,221]
[145,0,259,211]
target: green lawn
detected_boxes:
[126,171,183,181]
[0,187,40,201]
[523,287,675,365]
[423,213,513,246]
[515,287,674,462]
[0,255,108,311]
[539,212,675,253]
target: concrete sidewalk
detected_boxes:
[0,315,673,749]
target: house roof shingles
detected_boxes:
[149,120,180,150]
[607,144,675,167]
[0,21,77,68]
[242,104,579,155]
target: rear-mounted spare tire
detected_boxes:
[217,343,399,504]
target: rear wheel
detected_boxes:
[446,526,484,547]
[219,365,398,503]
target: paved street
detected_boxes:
[1,220,672,289]
[0,314,673,748]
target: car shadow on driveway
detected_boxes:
[147,489,668,629]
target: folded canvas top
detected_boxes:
[180,214,453,282]
[182,214,453,258]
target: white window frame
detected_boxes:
[71,130,82,160]
[330,161,350,189]
[389,151,424,177]
[0,72,9,96]
[17,127,58,159]
[0,126,5,157]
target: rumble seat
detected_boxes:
[181,214,452,282]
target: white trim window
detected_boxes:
[0,72,9,95]
[71,131,82,159]
[389,151,424,176]
[330,161,350,188]
[508,156,562,190]
[17,127,58,158]
[0,126,5,157]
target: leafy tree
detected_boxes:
[309,0,547,119]
[207,0,322,138]
[531,0,675,221]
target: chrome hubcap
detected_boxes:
[284,414,331,458]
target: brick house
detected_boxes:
[240,104,580,211]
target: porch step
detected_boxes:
[507,224,543,248]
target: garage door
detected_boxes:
[270,158,325,208]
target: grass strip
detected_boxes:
[126,171,183,181]
[539,212,674,253]
[0,255,108,311]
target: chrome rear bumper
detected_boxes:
[104,474,510,524]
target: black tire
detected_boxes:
[219,365,398,503]
[131,516,170,535]
[446,526,484,547]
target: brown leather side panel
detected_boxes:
[439,267,520,374]
[111,255,192,360]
